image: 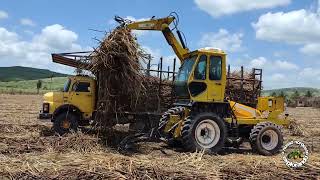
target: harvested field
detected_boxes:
[0,94,319,179]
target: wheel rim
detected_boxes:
[195,119,220,149]
[62,119,71,129]
[260,129,279,151]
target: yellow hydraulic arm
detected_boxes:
[125,17,189,62]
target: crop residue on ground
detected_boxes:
[0,94,319,179]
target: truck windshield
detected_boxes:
[174,55,197,98]
[63,78,71,92]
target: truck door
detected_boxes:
[207,55,226,102]
[69,81,94,117]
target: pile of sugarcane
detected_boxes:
[226,71,261,106]
[88,27,173,127]
[135,76,173,112]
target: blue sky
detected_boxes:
[0,0,320,89]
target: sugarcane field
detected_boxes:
[1,1,320,179]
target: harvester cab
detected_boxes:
[123,14,290,155]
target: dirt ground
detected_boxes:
[0,94,319,179]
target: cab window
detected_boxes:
[209,56,222,80]
[63,78,71,92]
[194,55,207,80]
[73,82,91,92]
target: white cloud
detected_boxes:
[240,56,320,89]
[249,57,266,68]
[244,57,304,89]
[299,43,320,55]
[20,18,36,26]
[194,0,291,17]
[253,10,320,44]
[33,24,79,51]
[141,46,178,75]
[274,60,298,70]
[199,29,243,52]
[0,25,87,73]
[0,28,18,42]
[270,73,286,81]
[299,67,320,78]
[252,4,320,56]
[298,67,320,83]
[109,16,150,36]
[123,16,148,22]
[24,30,35,36]
[249,57,298,71]
[0,10,8,19]
[142,46,161,61]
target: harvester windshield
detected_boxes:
[174,55,196,98]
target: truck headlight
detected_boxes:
[43,103,50,113]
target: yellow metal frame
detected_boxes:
[225,117,290,127]
[126,17,189,61]
[164,108,190,138]
[257,96,285,119]
[228,97,289,126]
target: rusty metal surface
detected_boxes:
[51,52,92,70]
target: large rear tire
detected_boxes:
[249,122,283,156]
[158,106,185,146]
[53,112,79,135]
[181,112,227,153]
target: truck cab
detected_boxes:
[39,75,96,134]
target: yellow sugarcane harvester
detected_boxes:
[125,14,289,155]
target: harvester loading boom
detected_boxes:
[116,14,189,61]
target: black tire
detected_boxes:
[181,112,227,153]
[53,112,79,135]
[249,122,283,156]
[158,106,185,146]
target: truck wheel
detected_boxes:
[249,122,283,156]
[158,106,185,146]
[181,112,227,153]
[53,112,79,135]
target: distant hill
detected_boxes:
[0,66,68,81]
[263,87,320,97]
